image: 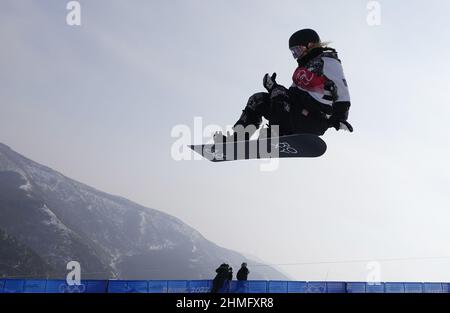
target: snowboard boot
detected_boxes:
[212,105,262,144]
[213,131,237,144]
[213,126,256,145]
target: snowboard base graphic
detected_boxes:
[188,134,327,162]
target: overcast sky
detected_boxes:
[1,0,450,282]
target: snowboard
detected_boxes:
[188,133,326,162]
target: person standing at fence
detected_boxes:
[211,263,229,293]
[237,263,250,281]
[236,263,250,292]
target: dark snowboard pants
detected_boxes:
[234,90,329,136]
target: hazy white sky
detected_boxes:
[1,0,450,281]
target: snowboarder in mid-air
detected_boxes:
[214,28,353,143]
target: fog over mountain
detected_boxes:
[0,143,287,280]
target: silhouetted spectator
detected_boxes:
[237,263,249,281]
[235,263,250,293]
[211,263,229,293]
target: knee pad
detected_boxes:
[233,93,268,129]
[246,92,270,112]
[234,107,262,129]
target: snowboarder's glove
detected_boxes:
[328,101,353,132]
[264,72,289,100]
[329,117,353,132]
[263,73,278,92]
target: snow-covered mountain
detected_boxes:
[0,143,287,280]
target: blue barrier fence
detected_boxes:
[0,279,448,293]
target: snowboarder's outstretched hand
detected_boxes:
[263,73,278,92]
